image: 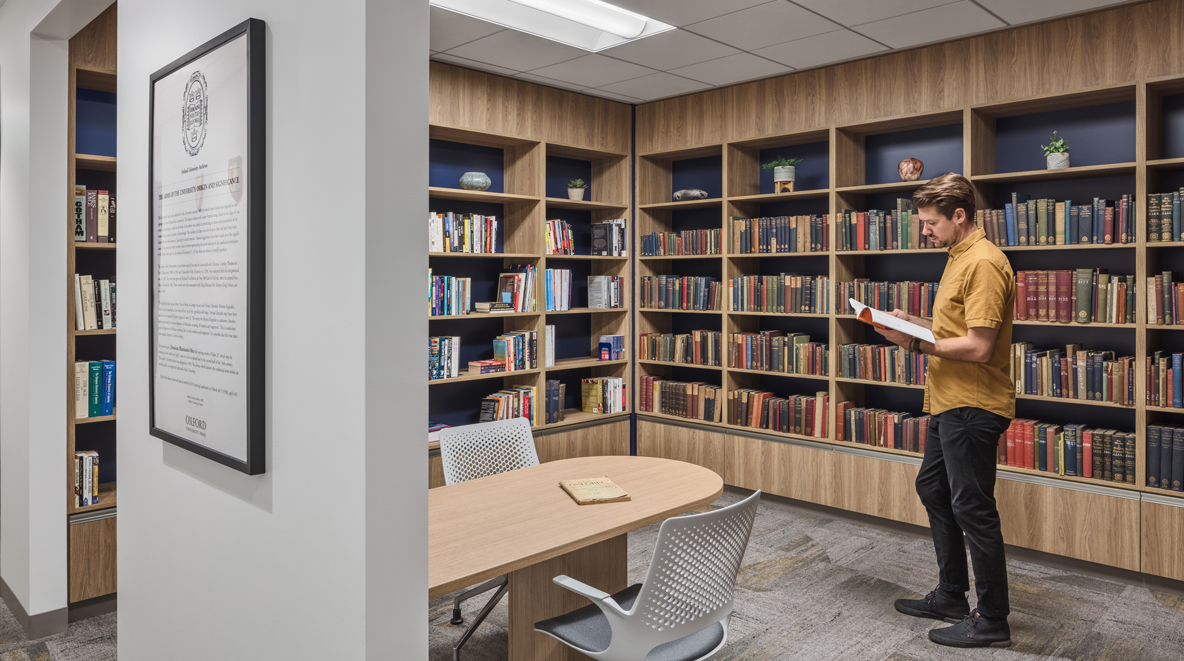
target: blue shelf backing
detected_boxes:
[1164,93,1184,160]
[430,139,504,193]
[548,260,591,309]
[75,420,117,484]
[756,197,829,217]
[672,155,722,199]
[76,89,116,157]
[549,314,593,361]
[865,124,962,185]
[545,207,593,254]
[860,252,946,282]
[546,155,593,199]
[995,101,1136,172]
[669,207,722,232]
[759,141,829,193]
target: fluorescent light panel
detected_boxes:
[431,0,673,52]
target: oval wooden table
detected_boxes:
[429,455,724,660]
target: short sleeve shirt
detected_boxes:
[923,228,1016,419]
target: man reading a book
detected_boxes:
[875,173,1016,648]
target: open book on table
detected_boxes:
[849,298,936,344]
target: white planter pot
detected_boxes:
[773,165,796,183]
[567,188,586,201]
[1046,152,1070,170]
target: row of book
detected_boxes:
[73,450,101,507]
[478,384,540,425]
[639,377,723,422]
[598,335,626,361]
[582,377,626,414]
[1147,351,1184,408]
[730,274,829,314]
[545,269,572,311]
[639,276,721,311]
[730,390,829,438]
[1015,269,1135,325]
[428,212,498,253]
[428,272,471,316]
[543,380,567,424]
[839,201,932,251]
[1012,343,1134,405]
[73,360,115,418]
[545,219,576,255]
[73,274,116,331]
[730,214,830,254]
[1147,190,1183,242]
[639,331,721,366]
[640,229,721,257]
[981,195,1135,247]
[729,332,827,376]
[497,265,537,312]
[999,419,1135,485]
[73,186,116,243]
[428,335,461,380]
[835,402,928,453]
[591,219,628,257]
[838,280,938,318]
[1148,272,1184,325]
[587,275,625,309]
[838,344,928,386]
[1147,425,1183,491]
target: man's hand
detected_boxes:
[876,309,919,349]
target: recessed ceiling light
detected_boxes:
[431,0,673,52]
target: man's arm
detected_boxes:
[876,322,999,363]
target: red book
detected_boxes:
[1103,207,1115,244]
[1060,357,1070,396]
[1015,272,1027,320]
[1006,420,1018,466]
[1046,425,1058,473]
[919,416,929,454]
[1056,270,1072,323]
[1023,420,1036,470]
[1082,430,1094,477]
[836,401,851,441]
[1036,270,1049,322]
[1025,271,1038,320]
[804,401,815,438]
[857,213,867,251]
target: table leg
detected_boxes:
[507,534,627,661]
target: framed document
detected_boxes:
[149,19,265,474]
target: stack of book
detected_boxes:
[429,270,471,316]
[981,194,1134,246]
[730,390,828,438]
[839,200,930,251]
[1013,343,1133,405]
[478,385,540,425]
[493,330,538,372]
[730,214,829,254]
[545,219,575,255]
[641,377,722,422]
[729,274,828,314]
[730,331,827,376]
[639,275,720,311]
[838,280,937,317]
[545,269,571,311]
[543,380,567,424]
[640,229,721,257]
[591,219,627,256]
[496,265,537,312]
[1146,351,1184,408]
[428,336,461,380]
[587,275,624,309]
[835,401,928,453]
[1147,425,1183,491]
[838,344,927,385]
[73,274,116,330]
[73,360,115,419]
[1147,190,1183,242]
[428,211,498,253]
[639,331,720,366]
[1014,269,1134,324]
[999,419,1134,485]
[1146,272,1184,325]
[581,377,626,414]
[73,185,115,243]
[73,450,100,507]
[597,334,625,361]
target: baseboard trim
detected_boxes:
[0,575,68,639]
[68,592,117,622]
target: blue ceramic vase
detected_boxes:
[459,172,492,191]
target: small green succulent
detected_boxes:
[1040,131,1070,156]
[567,178,589,189]
[761,156,803,170]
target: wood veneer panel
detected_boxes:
[429,454,445,489]
[535,420,630,463]
[830,452,928,526]
[1141,499,1184,581]
[69,518,116,602]
[636,419,725,478]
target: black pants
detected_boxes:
[916,406,1011,619]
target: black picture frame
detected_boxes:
[148,18,265,475]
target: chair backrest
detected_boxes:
[625,490,761,649]
[438,418,539,485]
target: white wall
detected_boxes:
[116,1,428,659]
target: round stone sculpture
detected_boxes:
[459,172,492,191]
[672,188,709,202]
[898,158,924,182]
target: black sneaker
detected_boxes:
[928,611,1012,648]
[894,589,969,623]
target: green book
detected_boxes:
[1096,273,1110,323]
[88,361,102,417]
[1037,199,1049,245]
[1074,269,1093,324]
[1017,203,1029,245]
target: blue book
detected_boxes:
[1173,353,1183,409]
[1093,198,1104,244]
[102,360,116,416]
[1065,430,1078,476]
[545,270,553,310]
[1004,203,1016,246]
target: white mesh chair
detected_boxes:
[535,490,761,661]
[438,417,540,660]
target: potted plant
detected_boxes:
[1041,131,1070,170]
[762,156,803,193]
[567,178,589,201]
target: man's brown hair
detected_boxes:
[912,173,976,225]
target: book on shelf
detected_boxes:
[497,265,537,312]
[73,450,100,507]
[73,184,86,242]
[559,476,631,505]
[598,334,625,361]
[640,229,720,257]
[467,359,506,375]
[840,202,933,251]
[546,219,575,255]
[493,330,538,372]
[984,195,1133,247]
[732,214,829,254]
[1013,343,1133,405]
[474,301,514,313]
[97,190,110,243]
[429,269,472,316]
[639,331,720,367]
[644,378,721,422]
[1144,351,1184,408]
[545,379,562,424]
[73,360,115,419]
[836,403,928,453]
[429,211,498,253]
[478,384,540,426]
[85,189,97,242]
[640,275,720,311]
[545,325,555,368]
[428,336,461,380]
[1144,272,1184,325]
[1147,190,1183,243]
[74,274,116,330]
[581,377,626,415]
[1014,269,1134,324]
[999,419,1134,485]
[731,331,827,376]
[545,268,571,311]
[587,275,624,309]
[839,343,927,385]
[839,280,937,318]
[729,274,829,314]
[591,219,627,256]
[730,389,828,438]
[109,193,117,243]
[1147,425,1184,491]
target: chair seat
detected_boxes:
[535,583,726,661]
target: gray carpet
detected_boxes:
[429,490,1184,660]
[0,605,115,661]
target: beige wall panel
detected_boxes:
[636,419,726,479]
[830,453,929,527]
[535,420,630,464]
[1140,500,1184,581]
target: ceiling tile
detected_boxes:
[669,53,792,87]
[431,53,521,77]
[582,88,645,104]
[754,28,887,70]
[856,1,1005,49]
[598,29,740,72]
[527,54,656,89]
[446,29,586,72]
[684,1,843,51]
[975,0,1130,25]
[791,0,959,27]
[598,72,711,102]
[429,6,504,52]
[607,0,774,27]
[514,72,593,92]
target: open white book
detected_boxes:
[849,298,936,344]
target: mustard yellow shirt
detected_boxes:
[923,228,1016,419]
